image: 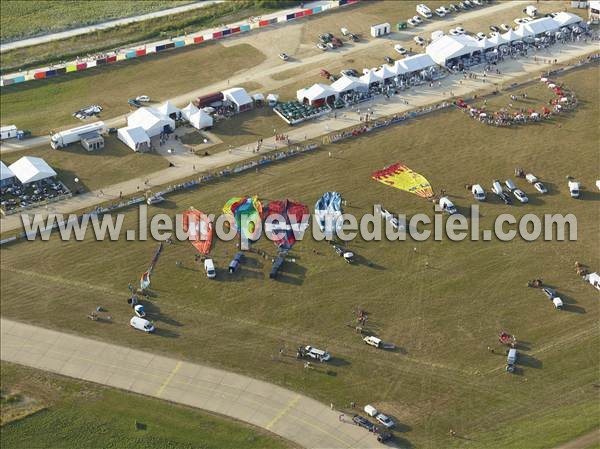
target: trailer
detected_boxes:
[51,121,106,149]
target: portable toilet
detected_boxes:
[397,22,408,31]
[370,23,391,38]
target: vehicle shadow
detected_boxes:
[561,293,586,314]
[519,353,543,369]
[143,302,183,327]
[153,327,180,338]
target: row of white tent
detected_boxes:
[117,101,214,152]
[1,157,57,186]
[296,12,583,105]
[427,12,583,66]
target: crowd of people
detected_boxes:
[1,178,71,215]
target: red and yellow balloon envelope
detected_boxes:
[182,208,213,255]
[222,196,263,247]
[265,199,310,250]
[371,163,434,199]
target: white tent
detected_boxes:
[188,110,213,130]
[296,83,337,105]
[266,93,279,106]
[374,64,396,81]
[127,107,175,137]
[9,156,57,184]
[252,93,265,102]
[552,11,582,27]
[181,102,200,121]
[359,69,382,86]
[426,34,480,65]
[478,37,497,50]
[117,126,151,152]
[222,87,253,112]
[0,161,16,186]
[399,54,437,74]
[157,101,181,119]
[331,75,367,93]
[488,33,508,47]
[521,17,559,36]
[501,29,520,43]
[513,25,535,39]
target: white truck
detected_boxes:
[204,258,216,279]
[472,184,486,201]
[416,4,433,18]
[363,335,395,350]
[439,196,457,214]
[524,5,538,18]
[50,121,106,149]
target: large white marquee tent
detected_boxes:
[9,156,57,184]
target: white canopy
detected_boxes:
[9,156,57,184]
[501,29,520,43]
[552,11,582,27]
[513,25,535,39]
[478,37,496,50]
[252,93,265,101]
[157,101,181,118]
[488,33,508,47]
[330,75,367,93]
[521,17,559,36]
[374,64,396,80]
[222,87,253,109]
[296,83,337,102]
[181,102,200,121]
[359,69,382,85]
[128,107,175,137]
[398,53,437,73]
[266,93,279,104]
[0,161,15,181]
[117,126,151,152]
[188,110,213,130]
[426,34,480,65]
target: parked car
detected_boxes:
[506,348,518,372]
[416,4,433,19]
[340,27,350,36]
[384,56,394,64]
[568,180,581,198]
[128,98,142,108]
[316,42,328,51]
[488,31,499,38]
[377,430,393,442]
[471,0,483,5]
[513,189,529,203]
[439,5,451,14]
[130,316,155,333]
[228,252,245,273]
[534,182,548,194]
[504,179,517,191]
[500,23,512,31]
[304,345,331,362]
[340,68,359,77]
[326,42,336,49]
[108,127,117,134]
[476,32,487,39]
[542,287,564,310]
[279,52,289,61]
[489,25,500,32]
[376,414,395,429]
[364,404,378,417]
[449,29,461,36]
[472,184,486,201]
[407,17,419,27]
[394,44,408,55]
[435,7,446,17]
[414,36,426,46]
[319,33,333,43]
[413,15,423,24]
[455,26,466,34]
[463,0,474,7]
[136,95,150,102]
[204,258,216,279]
[492,180,512,204]
[448,4,459,13]
[353,415,376,432]
[348,33,359,42]
[439,196,457,214]
[331,37,343,47]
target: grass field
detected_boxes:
[0,362,293,449]
[1,65,598,448]
[0,42,265,135]
[0,1,191,42]
[0,135,166,193]
[0,1,294,73]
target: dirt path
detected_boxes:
[552,429,600,449]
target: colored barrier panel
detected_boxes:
[76,63,87,70]
[259,19,270,26]
[222,29,231,36]
[56,67,67,74]
[231,26,241,33]
[194,35,204,43]
[286,13,295,20]
[174,40,185,47]
[303,8,313,15]
[339,0,348,5]
[269,17,277,24]
[295,11,304,18]
[136,48,146,56]
[240,24,251,32]
[2,78,14,86]
[45,70,57,77]
[66,65,77,72]
[106,55,117,63]
[34,72,46,79]
[164,42,175,49]
[155,44,166,51]
[312,6,322,13]
[126,51,136,58]
[213,31,223,39]
[14,75,25,83]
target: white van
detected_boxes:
[204,258,216,278]
[364,335,383,348]
[524,5,537,18]
[472,184,486,201]
[130,316,155,333]
[439,196,457,214]
[364,404,378,417]
[568,180,581,198]
[304,345,331,362]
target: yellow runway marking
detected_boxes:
[156,361,182,397]
[266,394,301,430]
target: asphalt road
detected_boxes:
[0,318,383,449]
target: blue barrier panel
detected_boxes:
[313,6,322,13]
[126,51,136,58]
[174,40,185,47]
[240,24,251,32]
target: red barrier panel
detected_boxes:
[136,49,146,56]
[231,26,241,33]
[213,31,223,39]
[34,72,46,79]
[295,11,304,17]
[106,56,117,63]
[76,63,87,70]
[194,36,204,43]
[303,8,313,15]
[259,19,270,26]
